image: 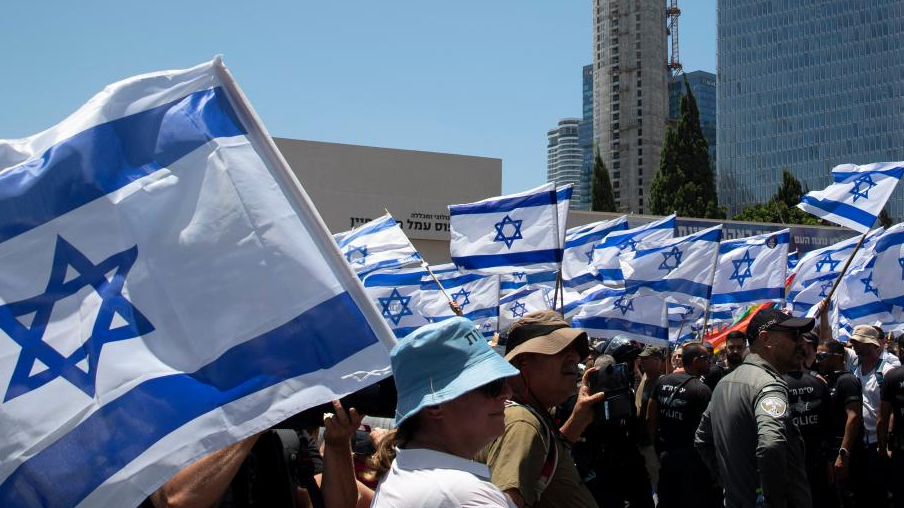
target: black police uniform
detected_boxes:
[825,369,864,508]
[651,371,716,508]
[881,366,904,508]
[784,370,833,508]
[702,363,725,393]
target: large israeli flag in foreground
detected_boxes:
[798,162,904,232]
[0,59,394,508]
[334,213,421,277]
[363,267,431,339]
[711,230,790,308]
[874,223,904,315]
[561,216,628,291]
[833,253,895,340]
[592,214,675,285]
[572,289,668,346]
[619,225,723,309]
[449,183,561,274]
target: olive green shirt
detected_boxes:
[475,405,598,508]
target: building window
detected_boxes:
[638,197,643,206]
[638,129,642,136]
[613,152,620,159]
[638,179,643,187]
[638,138,643,145]
[638,167,643,175]
[613,163,620,170]
[637,109,642,117]
[638,158,643,166]
[612,113,620,121]
[637,90,642,97]
[613,181,620,188]
[638,148,643,156]
[637,99,642,106]
[614,191,621,199]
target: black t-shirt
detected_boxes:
[783,371,832,450]
[651,371,712,450]
[825,370,863,447]
[881,365,904,442]
[702,363,725,392]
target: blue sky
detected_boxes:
[0,0,715,193]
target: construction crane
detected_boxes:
[666,0,682,75]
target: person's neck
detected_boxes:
[406,433,478,460]
[860,354,880,373]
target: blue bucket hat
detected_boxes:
[390,316,519,426]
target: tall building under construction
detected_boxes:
[592,0,669,214]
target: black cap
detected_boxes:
[746,308,814,342]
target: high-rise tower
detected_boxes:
[592,0,669,214]
[547,118,584,209]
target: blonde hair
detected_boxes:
[362,428,398,484]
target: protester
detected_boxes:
[878,363,904,508]
[724,331,748,374]
[783,331,834,507]
[634,345,664,492]
[695,307,813,508]
[850,325,897,507]
[701,341,725,392]
[371,317,519,508]
[476,310,601,508]
[646,342,716,508]
[874,325,902,368]
[816,339,864,507]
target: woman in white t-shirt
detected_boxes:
[371,317,520,508]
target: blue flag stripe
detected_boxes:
[799,195,877,230]
[626,278,712,299]
[563,272,599,289]
[832,166,904,182]
[0,292,378,508]
[839,301,891,320]
[571,316,669,341]
[449,190,556,215]
[356,255,421,279]
[364,271,427,287]
[633,228,722,259]
[564,221,628,248]
[420,273,486,290]
[711,287,784,305]
[876,231,904,253]
[452,249,563,269]
[719,231,790,254]
[335,216,398,248]
[0,87,245,245]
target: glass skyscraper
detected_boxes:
[669,70,716,170]
[578,64,594,211]
[718,0,904,218]
[547,119,585,210]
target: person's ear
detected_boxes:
[421,405,444,422]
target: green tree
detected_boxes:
[878,208,894,229]
[774,169,805,207]
[733,170,821,225]
[591,146,617,212]
[650,79,724,218]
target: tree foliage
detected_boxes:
[649,79,725,219]
[591,146,617,212]
[733,169,821,225]
[879,208,894,229]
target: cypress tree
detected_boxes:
[591,146,617,212]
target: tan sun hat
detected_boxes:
[503,310,589,361]
[849,325,881,347]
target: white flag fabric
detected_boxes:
[500,271,531,296]
[363,267,431,339]
[592,214,675,285]
[417,272,500,328]
[711,230,790,309]
[834,253,895,340]
[0,59,394,508]
[619,225,723,309]
[561,216,628,291]
[498,285,552,331]
[556,184,573,249]
[787,229,882,316]
[449,183,561,274]
[571,289,669,346]
[874,223,904,311]
[798,162,904,233]
[668,303,702,343]
[334,213,421,277]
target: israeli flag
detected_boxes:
[572,290,668,346]
[619,225,723,309]
[363,267,431,339]
[711,230,790,308]
[561,216,628,291]
[0,59,394,508]
[787,251,800,270]
[333,213,421,278]
[417,272,500,327]
[798,162,904,233]
[834,253,895,340]
[668,303,702,343]
[556,184,573,249]
[874,223,904,316]
[787,229,882,315]
[498,285,552,331]
[449,183,561,274]
[592,214,675,285]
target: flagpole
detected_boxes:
[423,263,462,316]
[818,227,871,313]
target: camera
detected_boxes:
[588,363,633,422]
[276,376,398,431]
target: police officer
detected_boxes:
[816,339,863,507]
[724,331,748,374]
[878,364,904,507]
[647,342,715,508]
[695,307,813,508]
[783,331,833,508]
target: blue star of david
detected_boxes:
[584,248,595,263]
[510,301,528,319]
[861,273,879,297]
[730,250,756,288]
[818,280,835,298]
[344,245,368,265]
[619,238,639,252]
[659,246,683,273]
[0,236,154,402]
[849,174,877,202]
[815,253,841,273]
[493,215,524,249]
[451,287,472,310]
[378,288,412,326]
[482,321,494,333]
[613,296,634,315]
[513,271,526,281]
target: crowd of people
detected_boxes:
[141,305,904,508]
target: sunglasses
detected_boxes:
[816,352,842,361]
[477,378,507,399]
